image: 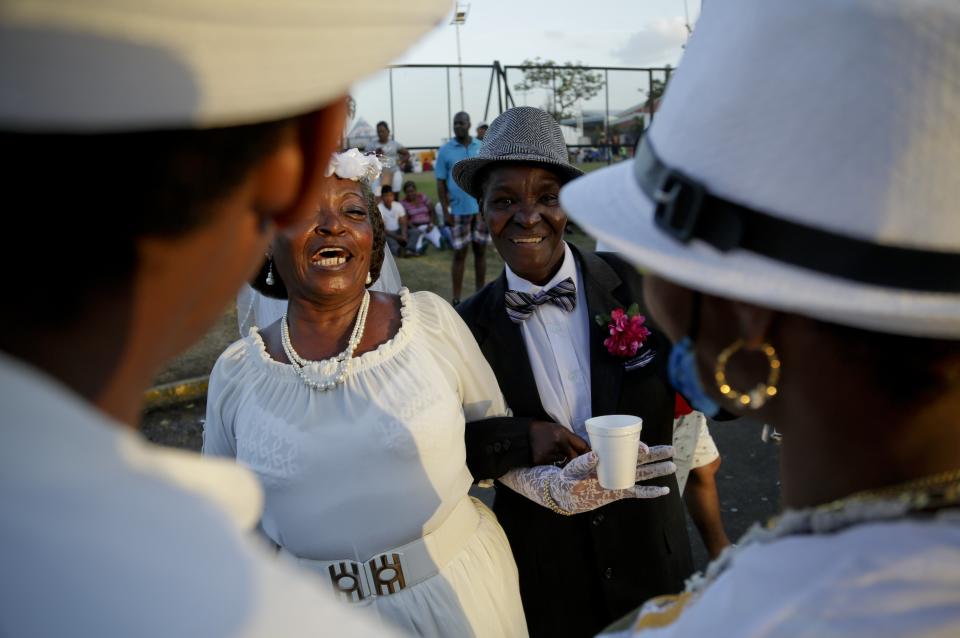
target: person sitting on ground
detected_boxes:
[0,0,449,635]
[561,1,960,635]
[401,180,443,252]
[377,185,418,257]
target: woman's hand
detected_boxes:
[528,420,590,466]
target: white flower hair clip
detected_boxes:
[325,148,383,182]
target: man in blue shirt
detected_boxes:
[436,111,487,304]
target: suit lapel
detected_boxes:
[476,273,548,419]
[574,247,626,418]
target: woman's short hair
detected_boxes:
[402,180,417,192]
[376,121,389,131]
[250,179,386,299]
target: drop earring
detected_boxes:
[266,258,275,286]
[366,272,373,285]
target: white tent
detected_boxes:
[347,117,377,150]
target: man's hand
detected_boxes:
[497,443,677,516]
[529,420,590,467]
[549,445,676,514]
[444,213,454,228]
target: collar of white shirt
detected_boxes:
[504,241,580,296]
[0,351,263,530]
[503,242,593,433]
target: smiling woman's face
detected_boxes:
[272,175,373,301]
[482,164,567,285]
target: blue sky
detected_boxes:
[351,0,702,147]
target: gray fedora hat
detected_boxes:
[453,106,584,200]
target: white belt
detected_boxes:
[280,496,481,604]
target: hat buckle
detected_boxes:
[653,169,706,244]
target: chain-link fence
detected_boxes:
[349,61,673,166]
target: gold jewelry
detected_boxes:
[542,481,573,516]
[824,467,960,511]
[714,339,780,409]
[683,466,960,601]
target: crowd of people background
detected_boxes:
[2,1,959,637]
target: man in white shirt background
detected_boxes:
[378,185,420,257]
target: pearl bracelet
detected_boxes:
[542,481,573,516]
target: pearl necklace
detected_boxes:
[280,290,371,391]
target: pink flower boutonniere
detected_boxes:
[596,303,652,358]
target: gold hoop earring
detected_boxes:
[714,339,781,409]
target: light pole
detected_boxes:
[452,3,470,112]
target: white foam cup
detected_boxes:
[585,415,643,490]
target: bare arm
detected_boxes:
[684,455,731,559]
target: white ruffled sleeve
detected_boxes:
[413,291,512,422]
[202,341,247,459]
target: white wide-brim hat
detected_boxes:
[561,0,960,339]
[0,0,450,132]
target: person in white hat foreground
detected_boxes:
[0,1,448,636]
[560,1,960,636]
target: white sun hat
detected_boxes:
[561,0,960,339]
[0,0,450,132]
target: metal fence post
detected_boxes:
[446,66,452,138]
[389,67,396,138]
[604,69,610,165]
[647,69,655,125]
[496,62,503,114]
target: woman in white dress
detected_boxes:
[204,150,676,636]
[204,150,525,636]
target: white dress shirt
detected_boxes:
[377,200,406,232]
[505,242,592,436]
[0,352,395,637]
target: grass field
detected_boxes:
[153,167,608,386]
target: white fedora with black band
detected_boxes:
[560,0,960,339]
[0,0,450,132]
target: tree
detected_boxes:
[640,65,672,103]
[514,58,604,121]
[645,78,668,102]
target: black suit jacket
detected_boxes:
[459,246,694,638]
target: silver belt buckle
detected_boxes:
[328,553,406,603]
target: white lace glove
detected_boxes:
[498,444,676,515]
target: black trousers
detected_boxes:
[494,482,693,638]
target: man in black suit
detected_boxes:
[454,107,696,637]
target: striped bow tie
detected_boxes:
[505,277,577,323]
